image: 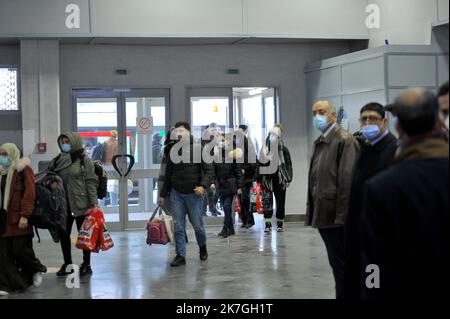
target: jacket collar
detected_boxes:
[371,132,397,152]
[394,137,449,164]
[13,157,30,173]
[316,123,340,145]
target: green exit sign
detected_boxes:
[227,69,239,75]
[115,69,128,75]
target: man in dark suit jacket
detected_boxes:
[361,88,449,299]
[344,103,398,299]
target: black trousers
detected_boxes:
[240,183,255,226]
[220,195,234,229]
[0,234,45,292]
[60,213,91,265]
[264,176,287,221]
[319,227,346,300]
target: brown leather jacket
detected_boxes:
[305,124,359,229]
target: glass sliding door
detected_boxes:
[73,90,121,229]
[73,88,170,231]
[123,90,169,229]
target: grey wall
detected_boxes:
[59,42,353,216]
[0,44,22,150]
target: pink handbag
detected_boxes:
[146,207,170,245]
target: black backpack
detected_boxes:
[91,142,106,162]
[80,155,108,200]
[21,171,68,243]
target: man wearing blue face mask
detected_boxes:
[344,103,398,299]
[306,100,358,300]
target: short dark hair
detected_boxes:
[360,102,386,118]
[239,124,248,132]
[175,121,191,132]
[438,82,449,98]
[396,89,439,136]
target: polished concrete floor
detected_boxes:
[2,217,334,299]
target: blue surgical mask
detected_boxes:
[61,144,72,153]
[313,115,329,132]
[0,156,10,167]
[361,125,381,140]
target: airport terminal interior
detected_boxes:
[0,0,448,300]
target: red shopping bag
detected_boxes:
[76,208,114,252]
[75,209,102,251]
[99,226,114,251]
[256,193,263,214]
[233,195,241,214]
[250,183,264,214]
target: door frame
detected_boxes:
[186,86,235,131]
[71,87,171,231]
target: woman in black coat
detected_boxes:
[212,134,243,238]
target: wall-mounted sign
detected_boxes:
[137,117,153,135]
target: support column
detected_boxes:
[20,39,61,170]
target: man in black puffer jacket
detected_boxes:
[159,122,214,267]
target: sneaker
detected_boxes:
[0,290,9,296]
[79,263,93,277]
[170,255,186,267]
[277,221,284,232]
[38,265,48,274]
[56,264,73,277]
[199,245,208,261]
[33,273,43,287]
[264,222,272,233]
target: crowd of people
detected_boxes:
[307,83,449,299]
[0,82,448,299]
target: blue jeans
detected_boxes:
[170,188,207,257]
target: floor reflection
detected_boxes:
[5,222,335,299]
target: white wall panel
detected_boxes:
[369,0,439,47]
[342,57,384,93]
[246,0,368,38]
[0,0,90,35]
[388,55,437,87]
[438,0,450,21]
[306,66,341,98]
[91,0,244,35]
[438,54,450,85]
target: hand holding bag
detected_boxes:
[146,207,170,245]
[159,206,174,244]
